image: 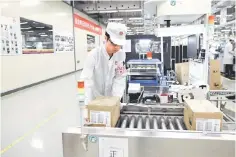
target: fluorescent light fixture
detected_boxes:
[2,3,8,7]
[227,15,233,17]
[36,27,45,29]
[99,10,118,13]
[48,30,53,31]
[20,0,40,6]
[21,27,32,30]
[123,9,142,12]
[27,31,34,32]
[55,12,67,16]
[132,23,144,25]
[216,15,220,17]
[108,18,123,21]
[20,22,28,25]
[221,29,230,32]
[129,17,143,20]
[40,34,48,37]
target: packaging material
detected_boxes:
[184,99,223,131]
[87,96,120,127]
[209,60,222,90]
[175,62,189,85]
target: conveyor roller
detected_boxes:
[160,117,167,130]
[121,116,129,128]
[145,117,150,129]
[175,117,184,130]
[137,116,143,129]
[117,115,186,130]
[152,117,159,129]
[129,116,136,128]
[168,117,175,130]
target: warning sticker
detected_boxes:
[90,111,111,127]
[196,118,221,132]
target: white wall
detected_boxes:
[157,0,211,17]
[1,1,74,92]
[73,9,106,70]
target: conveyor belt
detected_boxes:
[117,115,186,130]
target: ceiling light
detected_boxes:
[99,10,118,13]
[123,9,142,12]
[48,30,53,31]
[221,29,230,32]
[55,12,68,16]
[27,31,34,32]
[36,27,45,28]
[108,18,123,21]
[1,3,8,7]
[129,17,143,20]
[38,33,46,35]
[20,22,28,25]
[132,23,144,25]
[20,0,40,6]
[227,15,233,17]
[21,27,32,30]
[40,34,48,37]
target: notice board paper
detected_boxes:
[99,137,128,157]
[123,40,131,52]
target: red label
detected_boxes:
[74,14,102,35]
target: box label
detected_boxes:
[90,111,111,127]
[196,118,221,132]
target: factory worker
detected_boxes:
[80,22,127,105]
[223,37,235,77]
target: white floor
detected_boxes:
[1,72,81,157]
[1,72,235,157]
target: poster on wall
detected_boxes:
[54,32,74,53]
[20,17,54,54]
[0,16,22,55]
[87,34,95,52]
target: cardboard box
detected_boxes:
[184,99,223,131]
[175,62,189,85]
[209,60,222,90]
[87,96,120,127]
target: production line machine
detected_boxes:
[126,59,163,87]
[63,87,236,157]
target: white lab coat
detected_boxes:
[223,42,234,64]
[80,45,126,105]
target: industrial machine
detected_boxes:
[126,59,162,87]
[63,89,236,157]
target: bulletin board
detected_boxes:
[0,16,22,55]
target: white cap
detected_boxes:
[106,22,127,46]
